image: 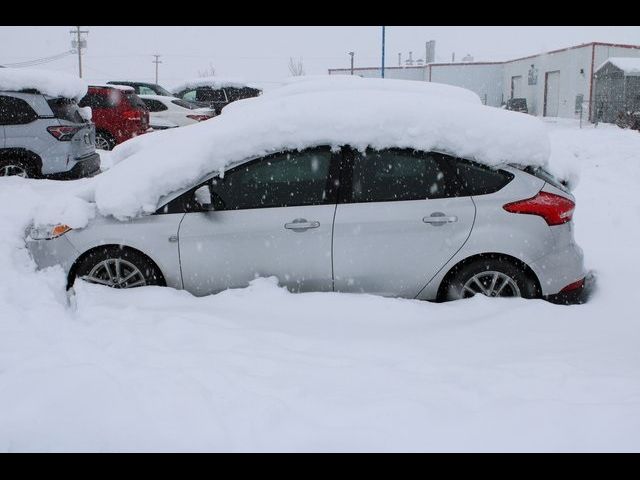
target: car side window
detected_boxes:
[142,98,168,112]
[198,87,227,103]
[180,89,197,102]
[449,159,514,196]
[138,86,156,96]
[349,149,448,203]
[0,95,39,125]
[209,147,334,210]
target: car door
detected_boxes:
[177,147,339,296]
[332,148,476,298]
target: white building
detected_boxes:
[328,42,640,121]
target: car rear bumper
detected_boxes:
[44,152,101,180]
[544,270,596,305]
[529,240,587,297]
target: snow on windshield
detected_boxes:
[0,67,87,101]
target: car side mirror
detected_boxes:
[194,185,214,211]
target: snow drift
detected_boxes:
[2,121,640,452]
[0,67,87,101]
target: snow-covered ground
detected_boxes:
[0,121,639,452]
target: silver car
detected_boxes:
[0,91,99,179]
[26,146,591,303]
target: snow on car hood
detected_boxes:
[0,67,87,101]
[93,87,549,220]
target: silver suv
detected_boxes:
[0,90,99,178]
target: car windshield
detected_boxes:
[125,92,148,110]
[154,85,173,96]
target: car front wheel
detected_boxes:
[72,247,163,289]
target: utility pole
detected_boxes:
[70,26,88,78]
[348,51,354,75]
[381,26,386,78]
[152,54,163,84]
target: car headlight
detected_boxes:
[29,224,72,240]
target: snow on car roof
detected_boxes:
[597,57,640,76]
[171,76,263,93]
[0,67,87,101]
[91,85,549,220]
[89,83,135,91]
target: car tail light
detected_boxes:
[47,125,82,141]
[503,191,575,226]
[561,278,585,292]
[186,114,213,122]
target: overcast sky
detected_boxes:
[1,26,639,88]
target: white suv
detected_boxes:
[0,90,99,179]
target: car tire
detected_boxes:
[95,131,116,151]
[71,247,164,290]
[443,257,539,301]
[0,157,37,178]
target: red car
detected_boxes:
[79,85,150,150]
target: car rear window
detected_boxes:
[124,92,148,110]
[522,166,570,193]
[47,98,85,123]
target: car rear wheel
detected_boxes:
[72,247,164,289]
[95,131,116,151]
[0,158,35,178]
[444,258,539,301]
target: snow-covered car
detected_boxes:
[172,77,262,114]
[140,95,214,129]
[0,68,100,179]
[26,79,591,304]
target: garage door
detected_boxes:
[544,71,560,117]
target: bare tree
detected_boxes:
[288,57,305,76]
[198,62,216,78]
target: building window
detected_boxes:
[528,65,538,85]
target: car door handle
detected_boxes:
[285,219,320,231]
[423,213,458,226]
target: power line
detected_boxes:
[3,50,74,68]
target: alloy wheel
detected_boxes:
[95,135,112,150]
[462,271,521,298]
[84,258,147,289]
[0,164,28,178]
